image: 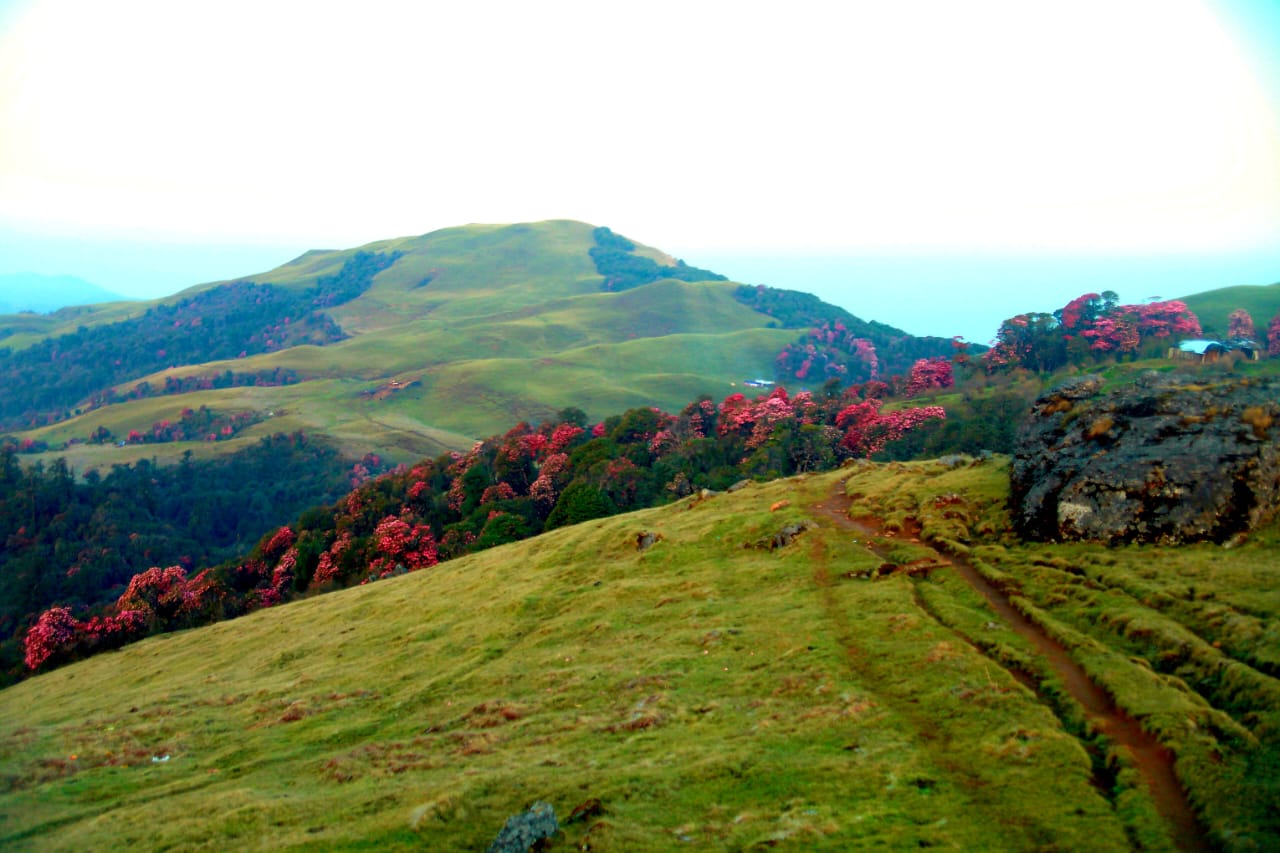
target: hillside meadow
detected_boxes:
[6,220,960,472]
[2,460,1275,851]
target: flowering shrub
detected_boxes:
[529,452,570,506]
[1228,309,1256,341]
[19,379,954,677]
[446,445,483,512]
[312,531,353,587]
[117,565,189,620]
[905,358,954,396]
[370,515,438,574]
[985,294,1202,371]
[718,388,822,451]
[836,400,946,457]
[271,547,298,593]
[263,526,297,559]
[120,407,264,445]
[548,423,585,453]
[480,482,518,505]
[1269,312,1280,357]
[774,322,880,383]
[23,607,80,670]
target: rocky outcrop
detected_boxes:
[1010,373,1280,544]
[486,800,558,853]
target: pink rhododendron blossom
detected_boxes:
[23,606,80,670]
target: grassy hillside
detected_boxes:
[1180,282,1280,339]
[2,461,1275,850]
[8,221,881,469]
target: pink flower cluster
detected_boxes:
[369,514,439,576]
[836,400,946,457]
[905,358,954,397]
[312,531,353,587]
[22,607,79,670]
[1228,309,1256,341]
[530,452,570,506]
[263,526,296,559]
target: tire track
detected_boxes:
[810,485,1212,853]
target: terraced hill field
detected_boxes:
[2,460,1275,850]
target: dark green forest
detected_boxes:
[0,434,388,679]
[0,251,399,430]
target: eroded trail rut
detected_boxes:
[810,486,1212,853]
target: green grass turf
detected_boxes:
[9,462,1277,849]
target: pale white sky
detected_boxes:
[1,0,1278,340]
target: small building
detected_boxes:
[1168,339,1259,363]
[743,378,776,388]
[1226,339,1262,361]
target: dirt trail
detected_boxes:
[810,487,1212,853]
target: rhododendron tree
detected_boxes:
[836,400,946,457]
[1269,312,1280,357]
[529,452,570,507]
[270,547,298,594]
[312,531,353,587]
[547,423,585,454]
[480,482,518,505]
[23,606,80,670]
[773,323,880,382]
[1058,292,1117,331]
[369,514,438,575]
[117,565,189,621]
[906,358,954,396]
[1228,308,1256,341]
[986,294,1202,371]
[1126,300,1201,340]
[262,526,296,559]
[1080,317,1141,354]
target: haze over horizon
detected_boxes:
[2,0,1278,343]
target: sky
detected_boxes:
[1,0,1278,343]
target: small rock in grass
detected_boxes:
[486,800,558,853]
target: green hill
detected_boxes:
[2,221,952,472]
[2,461,1275,850]
[1179,281,1280,339]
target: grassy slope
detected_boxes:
[15,221,797,468]
[1180,282,1280,339]
[6,461,1276,850]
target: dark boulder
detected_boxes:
[1010,373,1280,544]
[486,800,558,853]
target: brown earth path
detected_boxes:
[810,484,1213,853]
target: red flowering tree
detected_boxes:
[1058,292,1118,331]
[262,526,296,559]
[529,452,570,507]
[1127,300,1201,340]
[836,400,946,457]
[547,423,585,454]
[986,294,1201,371]
[905,357,954,396]
[773,323,879,382]
[369,514,438,577]
[23,606,80,670]
[1228,308,1256,341]
[1080,316,1141,354]
[312,531,353,587]
[117,565,190,623]
[1268,312,1280,357]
